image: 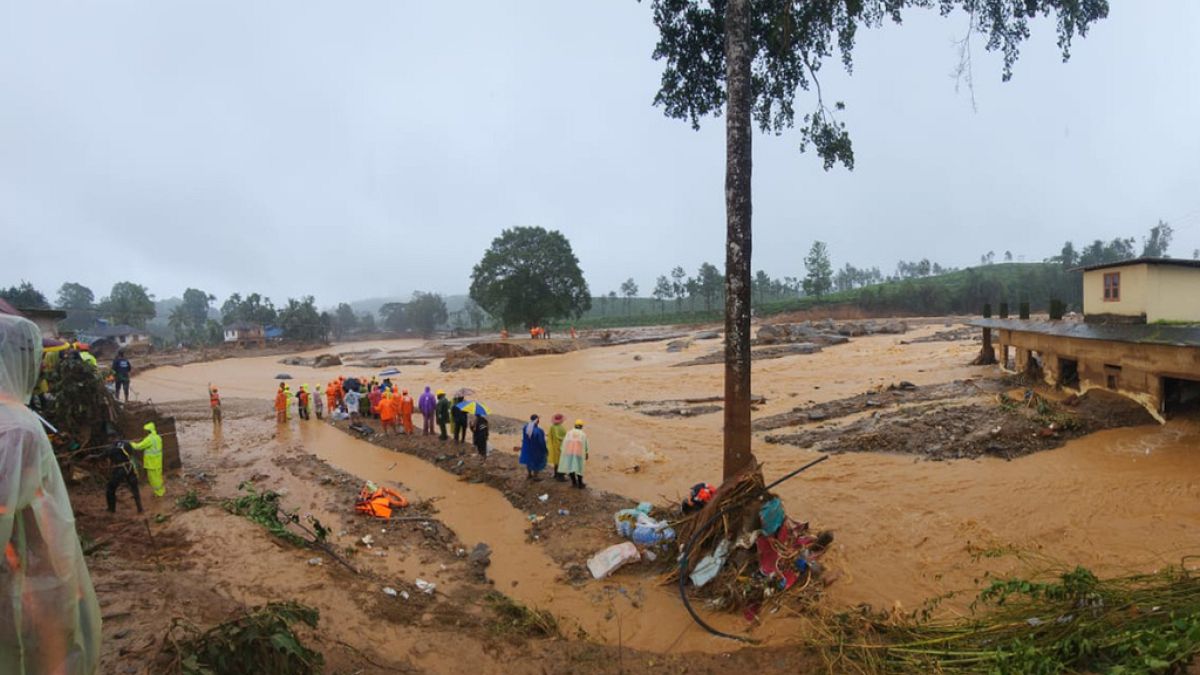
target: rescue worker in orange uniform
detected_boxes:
[274,383,287,423]
[378,390,398,435]
[399,389,415,435]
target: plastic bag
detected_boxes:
[587,542,641,579]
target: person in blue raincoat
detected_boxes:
[518,414,548,480]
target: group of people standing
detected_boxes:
[273,377,487,450]
[272,375,588,488]
[518,413,589,488]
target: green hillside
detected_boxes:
[563,262,1080,329]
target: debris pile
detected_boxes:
[670,468,833,620]
[755,318,906,345]
[584,461,833,628]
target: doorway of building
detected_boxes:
[1058,357,1080,389]
[1163,377,1200,418]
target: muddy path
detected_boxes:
[127,320,1200,642]
[77,404,820,673]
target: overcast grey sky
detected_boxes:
[2,1,1198,307]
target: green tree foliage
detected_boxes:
[277,296,326,342]
[802,241,833,298]
[407,291,448,337]
[0,281,50,309]
[647,0,1106,476]
[469,226,591,328]
[1053,241,1079,268]
[620,277,639,314]
[99,282,155,328]
[1141,220,1173,257]
[695,262,723,311]
[670,266,688,309]
[332,303,358,339]
[1078,237,1135,267]
[379,302,407,332]
[648,0,1105,167]
[56,282,98,331]
[652,275,673,313]
[56,282,94,310]
[358,312,377,333]
[167,289,217,345]
[833,263,883,292]
[220,293,278,327]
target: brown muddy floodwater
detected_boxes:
[134,324,1200,649]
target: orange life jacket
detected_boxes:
[355,486,409,519]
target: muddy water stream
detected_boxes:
[135,324,1200,646]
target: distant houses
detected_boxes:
[223,321,266,348]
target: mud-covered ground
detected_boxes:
[761,378,1158,460]
[103,318,1200,672]
[74,401,820,674]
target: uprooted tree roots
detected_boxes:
[159,601,323,675]
[668,464,833,629]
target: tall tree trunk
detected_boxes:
[722,0,755,480]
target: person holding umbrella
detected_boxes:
[451,395,468,444]
[468,403,487,456]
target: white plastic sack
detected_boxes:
[690,539,732,588]
[587,541,641,579]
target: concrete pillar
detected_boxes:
[1016,348,1030,374]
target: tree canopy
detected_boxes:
[408,292,449,337]
[56,282,94,310]
[168,288,216,344]
[277,296,326,342]
[99,282,155,328]
[649,0,1108,170]
[221,292,278,327]
[803,240,833,298]
[646,0,1108,478]
[0,281,50,310]
[469,226,591,328]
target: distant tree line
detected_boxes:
[0,279,458,347]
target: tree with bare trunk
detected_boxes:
[645,0,1108,479]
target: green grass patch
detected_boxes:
[484,591,559,639]
[819,555,1200,674]
[175,489,202,511]
[163,601,323,675]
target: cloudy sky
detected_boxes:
[2,1,1198,307]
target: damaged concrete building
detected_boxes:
[971,258,1200,421]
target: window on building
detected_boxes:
[1103,272,1120,301]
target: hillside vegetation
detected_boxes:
[564,262,1080,329]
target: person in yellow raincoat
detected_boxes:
[131,421,165,497]
[0,314,101,674]
[547,413,567,482]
